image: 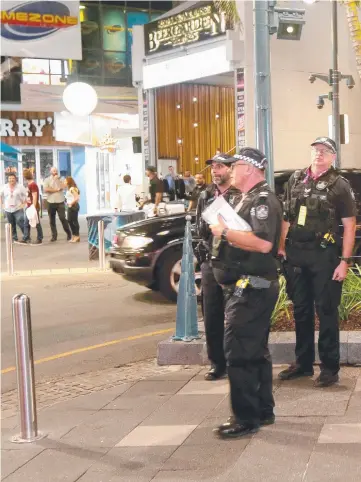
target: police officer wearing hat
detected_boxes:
[278,137,357,387]
[196,153,242,381]
[210,147,282,438]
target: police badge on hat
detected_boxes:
[316,181,328,190]
[256,205,269,220]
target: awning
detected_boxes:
[0,142,21,155]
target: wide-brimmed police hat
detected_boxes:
[231,147,268,170]
[311,137,337,153]
[205,153,234,165]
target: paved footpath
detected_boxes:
[1,363,361,482]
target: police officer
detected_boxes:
[210,147,282,438]
[196,153,242,381]
[278,137,357,387]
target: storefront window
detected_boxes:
[58,151,71,178]
[22,59,69,85]
[96,151,111,210]
[39,149,54,193]
[80,4,101,49]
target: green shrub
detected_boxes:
[338,265,361,321]
[271,276,292,325]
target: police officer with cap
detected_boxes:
[278,137,357,387]
[210,147,282,438]
[196,153,242,381]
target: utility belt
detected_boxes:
[288,231,338,250]
[221,275,272,299]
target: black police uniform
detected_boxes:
[196,184,242,376]
[212,181,282,426]
[282,166,357,375]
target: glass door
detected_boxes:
[39,149,54,197]
[22,149,37,183]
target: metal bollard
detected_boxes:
[98,220,106,270]
[11,294,45,443]
[5,223,14,275]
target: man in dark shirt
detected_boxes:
[188,173,206,211]
[145,166,164,216]
[210,147,282,439]
[278,137,357,387]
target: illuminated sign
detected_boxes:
[144,3,226,55]
[0,117,54,138]
[0,1,81,59]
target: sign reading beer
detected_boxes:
[144,3,226,55]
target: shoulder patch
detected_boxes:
[256,204,269,220]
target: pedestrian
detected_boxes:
[43,167,72,242]
[188,173,207,211]
[115,175,137,212]
[278,137,357,387]
[210,147,282,438]
[196,153,242,381]
[183,170,196,195]
[164,166,176,201]
[0,173,27,242]
[22,168,43,245]
[143,166,164,216]
[64,176,80,243]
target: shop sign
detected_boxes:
[0,116,54,138]
[142,91,150,169]
[0,1,81,59]
[236,68,246,150]
[144,3,226,55]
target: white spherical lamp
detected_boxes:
[62,82,98,116]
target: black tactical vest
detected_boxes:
[286,168,340,242]
[212,183,280,284]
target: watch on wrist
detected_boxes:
[340,256,352,264]
[221,228,229,241]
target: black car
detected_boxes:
[110,169,361,301]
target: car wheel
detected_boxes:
[158,247,202,302]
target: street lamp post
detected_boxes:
[331,0,341,168]
[253,0,274,190]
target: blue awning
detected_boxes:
[0,142,21,155]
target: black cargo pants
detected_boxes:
[224,280,279,426]
[201,260,226,371]
[285,243,342,374]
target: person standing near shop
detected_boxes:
[144,166,164,216]
[65,176,81,243]
[278,137,357,387]
[22,168,43,245]
[114,175,137,212]
[43,167,72,242]
[188,173,206,212]
[0,173,27,242]
[196,153,242,381]
[210,148,282,438]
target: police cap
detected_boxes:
[311,137,337,153]
[205,153,234,166]
[232,147,268,170]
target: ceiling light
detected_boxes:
[176,104,181,109]
[193,122,198,127]
[194,156,199,162]
[286,25,294,33]
[177,138,183,145]
[215,113,220,119]
[192,97,197,102]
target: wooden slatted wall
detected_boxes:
[156,83,235,178]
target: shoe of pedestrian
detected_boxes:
[227,413,275,427]
[260,413,275,426]
[68,236,74,243]
[70,236,80,243]
[31,240,43,245]
[67,234,72,241]
[18,239,29,244]
[314,371,339,388]
[278,364,314,381]
[214,420,259,439]
[204,366,227,381]
[50,237,57,242]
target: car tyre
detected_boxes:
[158,247,183,302]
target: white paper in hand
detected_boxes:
[202,196,252,231]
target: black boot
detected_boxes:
[214,420,259,439]
[278,364,314,381]
[204,365,226,381]
[314,370,339,388]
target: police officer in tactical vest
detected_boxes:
[196,153,242,381]
[278,137,357,387]
[210,148,282,438]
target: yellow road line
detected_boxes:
[1,328,173,375]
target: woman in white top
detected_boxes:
[64,177,80,243]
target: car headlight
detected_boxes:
[121,236,153,249]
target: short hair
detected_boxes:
[23,168,34,180]
[123,174,131,183]
[146,165,156,173]
[7,173,17,180]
